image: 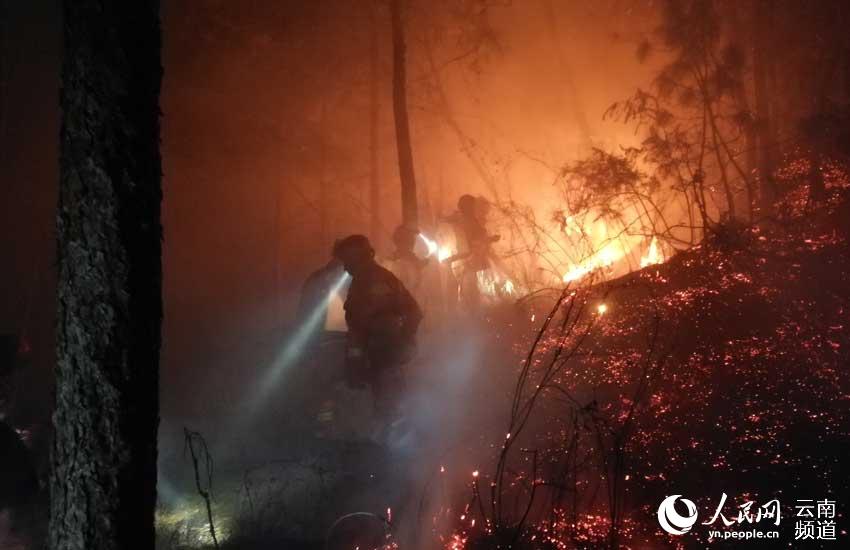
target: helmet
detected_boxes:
[333,235,375,273]
[333,234,374,258]
[457,194,477,216]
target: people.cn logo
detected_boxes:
[657,495,699,535]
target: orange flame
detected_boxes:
[640,236,664,268]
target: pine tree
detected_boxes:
[51,2,162,548]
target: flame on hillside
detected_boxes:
[640,236,664,268]
[559,216,668,284]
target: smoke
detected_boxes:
[247,272,351,419]
[154,293,532,548]
[158,1,670,546]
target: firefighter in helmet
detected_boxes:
[333,235,423,423]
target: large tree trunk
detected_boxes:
[51,2,162,549]
[390,0,418,229]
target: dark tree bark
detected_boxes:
[391,0,419,229]
[51,2,162,549]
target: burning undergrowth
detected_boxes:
[152,158,850,550]
[435,162,850,548]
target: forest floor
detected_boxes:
[151,175,850,549]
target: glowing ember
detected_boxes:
[447,533,468,550]
[596,303,608,315]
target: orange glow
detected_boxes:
[419,233,452,263]
[561,238,628,283]
[640,236,664,268]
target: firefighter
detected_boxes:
[449,195,500,311]
[333,235,422,424]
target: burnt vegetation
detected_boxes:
[1,0,850,549]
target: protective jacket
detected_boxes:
[344,261,422,370]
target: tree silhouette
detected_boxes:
[50,2,162,548]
